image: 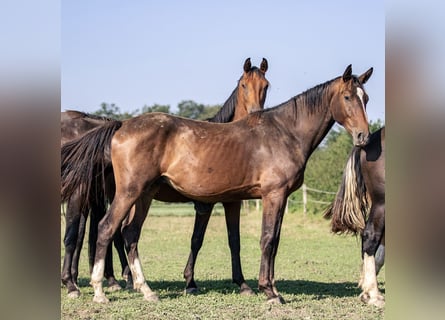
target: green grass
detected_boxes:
[61,208,385,319]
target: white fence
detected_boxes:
[243,184,336,215]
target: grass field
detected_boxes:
[61,206,385,319]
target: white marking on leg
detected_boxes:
[129,257,159,301]
[360,253,384,306]
[129,257,146,290]
[361,253,377,291]
[91,259,105,284]
[91,259,109,303]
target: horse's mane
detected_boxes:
[207,87,237,123]
[296,78,337,114]
[248,77,339,124]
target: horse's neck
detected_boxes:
[233,103,247,120]
[292,97,335,160]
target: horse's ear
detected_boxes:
[260,58,268,73]
[243,57,252,72]
[342,64,352,82]
[359,67,373,84]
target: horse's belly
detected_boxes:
[162,173,261,202]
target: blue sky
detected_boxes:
[62,0,385,122]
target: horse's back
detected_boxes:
[61,110,108,145]
[110,113,269,201]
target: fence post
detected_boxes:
[303,183,307,215]
[255,199,260,213]
[243,200,249,214]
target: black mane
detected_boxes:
[207,87,237,123]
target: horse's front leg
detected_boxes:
[258,192,287,304]
[375,232,385,275]
[359,203,385,308]
[121,194,159,302]
[183,203,213,294]
[223,201,254,295]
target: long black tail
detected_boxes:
[61,120,122,210]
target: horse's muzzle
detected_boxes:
[354,131,369,147]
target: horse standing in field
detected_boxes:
[60,58,269,297]
[61,111,130,297]
[324,127,385,307]
[61,64,373,304]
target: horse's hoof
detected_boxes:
[144,293,160,302]
[108,283,122,292]
[67,290,80,299]
[240,287,255,296]
[367,295,385,308]
[184,287,199,295]
[93,294,110,303]
[267,295,285,304]
[125,281,134,291]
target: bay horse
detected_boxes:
[324,126,385,307]
[60,57,269,297]
[61,110,130,297]
[61,64,373,304]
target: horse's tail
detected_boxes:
[323,147,370,235]
[61,120,122,209]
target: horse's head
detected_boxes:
[331,64,373,146]
[236,57,269,116]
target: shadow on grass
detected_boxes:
[75,277,385,300]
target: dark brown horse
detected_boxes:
[61,110,131,297]
[61,64,373,303]
[324,126,385,307]
[60,58,269,297]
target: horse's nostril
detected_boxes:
[358,132,364,141]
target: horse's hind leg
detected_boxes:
[183,203,213,294]
[223,201,254,295]
[61,195,84,298]
[113,228,132,289]
[71,209,87,286]
[89,200,122,292]
[121,193,159,302]
[90,192,142,303]
[360,203,385,307]
[105,172,132,289]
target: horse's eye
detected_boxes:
[241,83,246,89]
[344,96,350,101]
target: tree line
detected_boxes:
[91,101,384,215]
[93,101,221,120]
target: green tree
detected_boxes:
[141,104,171,114]
[198,104,221,120]
[288,120,385,214]
[94,102,121,119]
[93,102,137,120]
[176,100,205,119]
